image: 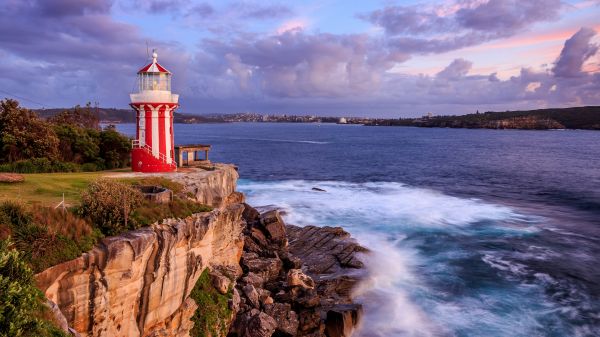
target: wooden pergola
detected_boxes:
[174,144,211,168]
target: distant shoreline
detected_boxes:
[41,105,600,130]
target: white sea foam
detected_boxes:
[239,179,540,336]
[240,180,522,231]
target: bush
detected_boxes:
[189,269,233,337]
[79,179,144,236]
[80,163,98,172]
[0,239,68,337]
[0,202,101,273]
[131,199,213,226]
[0,159,80,174]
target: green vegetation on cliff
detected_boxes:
[189,269,233,337]
[0,239,69,337]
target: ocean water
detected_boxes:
[117,123,600,336]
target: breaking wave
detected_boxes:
[239,179,597,337]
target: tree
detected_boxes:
[0,239,67,337]
[0,100,59,163]
[99,126,131,169]
[48,103,99,130]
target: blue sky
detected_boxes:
[0,0,599,117]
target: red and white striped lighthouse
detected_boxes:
[130,51,178,172]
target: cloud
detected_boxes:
[0,0,598,116]
[436,59,473,80]
[553,27,599,77]
[364,0,563,54]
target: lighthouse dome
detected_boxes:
[130,50,178,104]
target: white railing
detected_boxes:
[132,140,177,169]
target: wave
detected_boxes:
[239,180,587,337]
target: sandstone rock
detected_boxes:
[36,200,245,337]
[259,210,287,246]
[298,310,322,333]
[280,252,303,270]
[325,305,362,337]
[287,269,315,290]
[242,203,260,225]
[0,173,24,183]
[168,164,239,208]
[242,284,260,309]
[229,288,241,311]
[264,303,299,336]
[244,310,277,337]
[242,272,265,289]
[286,225,367,275]
[241,254,283,282]
[210,270,231,295]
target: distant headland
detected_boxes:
[33,105,600,130]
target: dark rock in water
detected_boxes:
[287,225,368,275]
[232,204,365,337]
[311,187,326,192]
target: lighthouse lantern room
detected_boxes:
[130,51,179,172]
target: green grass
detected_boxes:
[189,269,233,337]
[0,171,122,207]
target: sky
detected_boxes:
[0,0,599,117]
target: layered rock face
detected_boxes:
[169,164,239,208]
[35,165,244,337]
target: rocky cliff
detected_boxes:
[35,166,245,337]
[35,165,366,337]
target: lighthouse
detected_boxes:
[130,51,178,172]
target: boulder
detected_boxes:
[244,310,277,337]
[259,210,287,246]
[287,269,315,290]
[264,303,299,336]
[242,272,265,289]
[210,270,231,295]
[242,203,261,225]
[242,254,283,282]
[242,284,260,309]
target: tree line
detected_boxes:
[0,99,131,172]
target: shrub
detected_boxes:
[131,199,213,226]
[0,202,101,273]
[79,179,144,236]
[0,159,80,173]
[0,239,68,337]
[189,269,233,337]
[81,163,98,172]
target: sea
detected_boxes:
[117,123,600,337]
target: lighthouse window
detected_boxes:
[139,73,171,91]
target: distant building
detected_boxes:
[338,117,348,124]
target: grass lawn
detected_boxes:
[0,171,121,207]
